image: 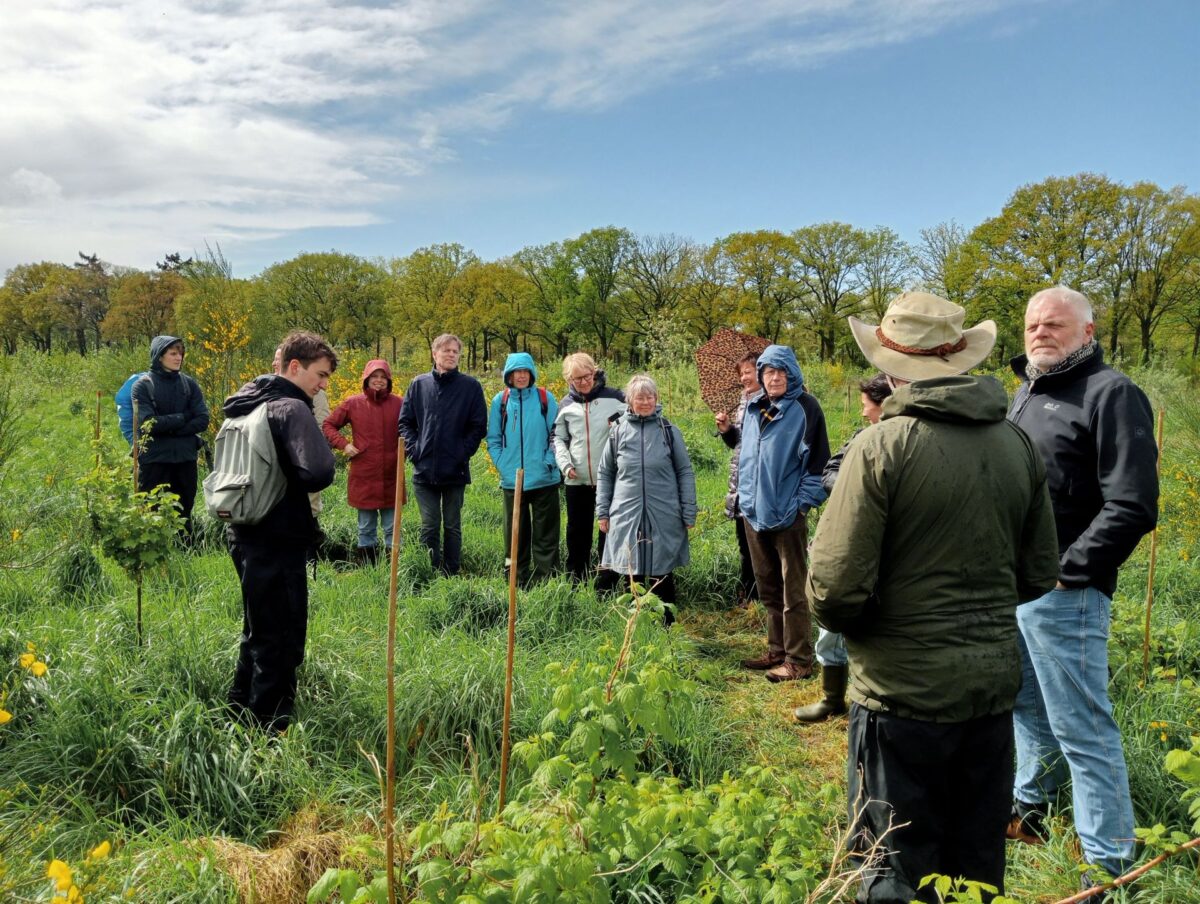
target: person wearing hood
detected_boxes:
[806,292,1059,904]
[486,352,561,585]
[553,352,626,584]
[736,344,830,683]
[131,334,210,538]
[595,374,696,625]
[323,359,405,564]
[223,330,338,733]
[398,333,488,576]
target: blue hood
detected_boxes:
[756,345,803,401]
[502,352,539,386]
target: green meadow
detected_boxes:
[1,349,1198,903]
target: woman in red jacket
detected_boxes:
[323,359,404,563]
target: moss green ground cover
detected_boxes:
[0,350,1198,902]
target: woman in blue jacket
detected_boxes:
[486,352,560,585]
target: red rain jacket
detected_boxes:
[322,359,405,510]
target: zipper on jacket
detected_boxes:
[584,402,593,484]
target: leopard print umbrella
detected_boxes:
[693,328,771,415]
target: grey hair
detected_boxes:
[1028,286,1094,325]
[431,333,462,353]
[625,373,658,400]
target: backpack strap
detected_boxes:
[501,386,552,450]
[608,414,676,466]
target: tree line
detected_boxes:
[2,173,1197,368]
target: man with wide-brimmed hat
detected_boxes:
[807,291,1059,904]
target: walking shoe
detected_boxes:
[765,661,813,683]
[1005,801,1049,845]
[741,651,786,670]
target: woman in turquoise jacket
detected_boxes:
[486,352,561,585]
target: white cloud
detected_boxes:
[0,0,1040,274]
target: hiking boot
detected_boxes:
[1005,801,1049,845]
[765,661,813,683]
[794,664,849,722]
[741,651,786,670]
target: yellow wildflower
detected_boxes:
[26,642,35,652]
[47,858,72,891]
[88,841,111,860]
[31,661,48,678]
[10,528,20,542]
[0,709,12,725]
[19,653,35,669]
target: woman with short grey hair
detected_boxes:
[596,374,696,624]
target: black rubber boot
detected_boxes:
[355,546,380,566]
[793,664,849,722]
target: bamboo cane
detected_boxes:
[384,437,407,904]
[1141,408,1166,682]
[135,573,143,647]
[94,390,102,466]
[497,467,524,817]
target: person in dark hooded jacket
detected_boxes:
[224,331,337,732]
[323,359,405,563]
[132,335,209,537]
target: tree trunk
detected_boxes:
[1140,317,1152,364]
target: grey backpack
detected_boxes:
[202,403,286,524]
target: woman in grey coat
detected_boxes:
[596,375,697,625]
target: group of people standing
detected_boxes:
[127,280,1157,903]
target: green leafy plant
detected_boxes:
[82,448,182,644]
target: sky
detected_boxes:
[1,0,1196,278]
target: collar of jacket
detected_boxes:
[749,391,794,421]
[1011,343,1105,392]
[432,368,459,384]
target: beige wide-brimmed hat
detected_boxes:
[848,291,996,382]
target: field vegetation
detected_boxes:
[1,344,1199,903]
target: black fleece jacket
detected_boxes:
[1008,348,1158,597]
[222,375,335,546]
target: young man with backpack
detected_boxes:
[131,335,210,538]
[219,330,337,733]
[486,352,560,585]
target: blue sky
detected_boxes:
[1,0,1195,277]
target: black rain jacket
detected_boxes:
[398,368,488,486]
[1008,348,1158,597]
[132,335,209,463]
[222,375,336,546]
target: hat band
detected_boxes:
[876,327,966,361]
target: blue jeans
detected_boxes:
[356,508,395,549]
[411,483,466,575]
[815,627,847,667]
[1013,586,1134,877]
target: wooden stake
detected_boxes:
[385,437,407,904]
[135,572,143,647]
[94,390,102,465]
[497,467,524,817]
[132,399,140,488]
[1142,407,1166,682]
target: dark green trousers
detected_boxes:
[502,485,561,585]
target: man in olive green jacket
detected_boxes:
[807,292,1059,904]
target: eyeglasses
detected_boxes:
[573,372,596,383]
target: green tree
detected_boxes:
[567,226,633,358]
[718,230,800,343]
[1119,184,1200,363]
[621,233,694,362]
[388,243,478,348]
[103,270,183,344]
[257,251,388,349]
[792,222,868,361]
[0,261,75,352]
[66,252,112,354]
[859,226,916,320]
[512,242,579,359]
[916,220,969,302]
[676,240,736,343]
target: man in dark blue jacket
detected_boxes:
[1007,286,1158,892]
[398,333,488,576]
[223,330,337,732]
[132,335,209,537]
